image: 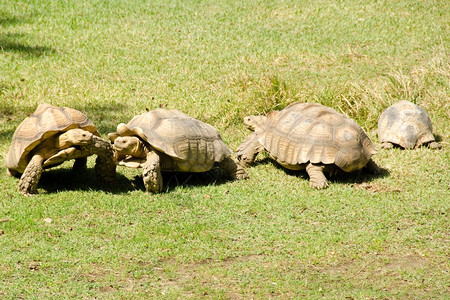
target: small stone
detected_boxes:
[44,218,52,224]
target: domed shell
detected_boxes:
[377,101,435,149]
[110,109,231,171]
[6,104,99,173]
[255,102,377,172]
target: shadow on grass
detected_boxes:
[0,16,22,26]
[34,164,232,195]
[0,33,55,57]
[434,134,443,143]
[126,168,234,193]
[252,157,390,187]
[0,101,34,143]
[0,102,131,144]
[35,167,133,195]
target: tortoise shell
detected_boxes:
[109,108,231,172]
[377,101,435,149]
[6,104,99,173]
[255,102,377,172]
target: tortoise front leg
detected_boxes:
[381,142,394,149]
[18,154,45,196]
[428,141,442,150]
[142,151,163,194]
[236,133,264,167]
[81,135,117,186]
[306,163,329,189]
[218,157,248,180]
[95,155,117,186]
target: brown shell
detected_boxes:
[6,104,99,173]
[111,108,231,172]
[377,101,435,149]
[256,102,377,172]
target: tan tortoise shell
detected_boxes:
[6,104,99,173]
[108,108,231,172]
[256,102,377,173]
[377,100,435,149]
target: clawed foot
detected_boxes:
[309,180,329,190]
[381,142,394,149]
[428,142,442,150]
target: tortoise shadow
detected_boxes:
[434,134,443,143]
[252,157,390,186]
[126,168,234,193]
[37,167,134,195]
[0,33,55,57]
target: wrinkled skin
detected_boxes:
[112,136,247,194]
[16,129,116,196]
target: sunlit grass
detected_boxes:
[1,0,448,298]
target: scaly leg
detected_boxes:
[428,141,442,150]
[236,133,264,167]
[83,135,117,186]
[18,154,45,196]
[381,142,394,149]
[306,163,329,189]
[218,157,248,180]
[142,151,163,194]
[95,155,117,186]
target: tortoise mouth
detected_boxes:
[112,143,131,155]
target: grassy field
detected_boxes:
[1,0,449,298]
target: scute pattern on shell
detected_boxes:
[377,101,435,149]
[115,109,231,172]
[6,104,98,173]
[258,102,376,172]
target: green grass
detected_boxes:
[1,0,449,298]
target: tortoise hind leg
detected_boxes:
[142,151,163,194]
[306,163,329,189]
[218,157,248,180]
[18,154,45,196]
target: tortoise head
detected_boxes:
[243,115,267,131]
[57,128,93,148]
[112,136,147,158]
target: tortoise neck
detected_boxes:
[134,139,150,158]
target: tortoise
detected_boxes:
[236,102,380,189]
[108,108,248,193]
[377,100,442,149]
[6,104,116,196]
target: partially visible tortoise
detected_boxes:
[108,108,248,193]
[236,102,380,189]
[377,100,442,149]
[6,104,116,196]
